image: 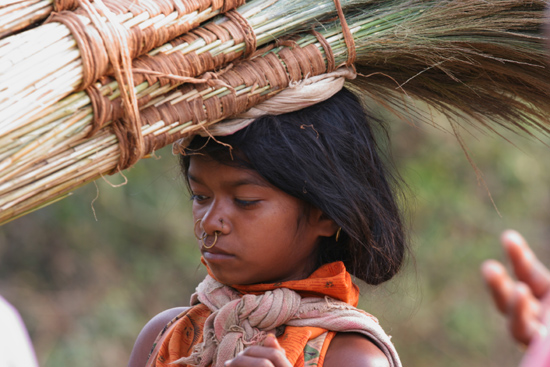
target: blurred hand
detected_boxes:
[481,230,550,346]
[224,334,292,367]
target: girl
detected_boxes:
[128,87,407,367]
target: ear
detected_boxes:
[309,208,340,237]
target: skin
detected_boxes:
[187,155,337,285]
[128,156,390,367]
[481,230,550,346]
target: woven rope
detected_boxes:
[47,0,245,91]
[66,0,356,171]
[47,0,245,171]
[80,1,261,170]
[173,67,356,150]
[54,0,80,11]
[139,44,353,162]
[331,0,355,66]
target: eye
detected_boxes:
[190,194,208,203]
[234,198,259,209]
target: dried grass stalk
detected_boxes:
[0,0,246,134]
[0,0,368,173]
[2,0,550,223]
[0,0,53,38]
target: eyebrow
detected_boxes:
[187,173,272,189]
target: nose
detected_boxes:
[197,198,230,236]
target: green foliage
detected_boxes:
[361,107,550,367]
[1,109,550,366]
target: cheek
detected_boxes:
[254,205,301,242]
[192,201,210,219]
[191,204,202,219]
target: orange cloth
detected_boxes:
[151,262,358,367]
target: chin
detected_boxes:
[208,270,241,286]
[217,274,258,286]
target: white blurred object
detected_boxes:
[0,295,38,367]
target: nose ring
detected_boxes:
[203,231,219,249]
[194,219,220,249]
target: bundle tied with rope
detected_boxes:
[60,0,365,172]
[98,0,358,170]
[0,0,246,133]
[65,0,550,171]
[2,0,550,224]
[47,0,247,92]
[0,0,366,178]
[0,0,366,223]
[174,67,356,148]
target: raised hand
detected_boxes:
[481,230,550,346]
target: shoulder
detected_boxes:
[323,332,390,367]
[128,307,189,367]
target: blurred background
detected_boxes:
[1,97,549,367]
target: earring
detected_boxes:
[335,227,342,242]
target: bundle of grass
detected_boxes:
[0,0,367,163]
[0,0,371,198]
[0,0,54,38]
[1,0,550,223]
[0,0,248,131]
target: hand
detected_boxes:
[481,230,550,346]
[224,334,292,367]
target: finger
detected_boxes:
[225,354,275,367]
[481,259,515,314]
[263,334,284,351]
[240,344,292,367]
[509,282,542,346]
[238,346,290,367]
[501,230,550,299]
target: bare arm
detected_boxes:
[324,333,390,367]
[128,307,188,367]
[224,332,389,367]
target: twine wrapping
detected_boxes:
[74,0,356,171]
[134,41,339,161]
[173,67,357,150]
[43,0,245,171]
[54,0,80,11]
[47,0,246,91]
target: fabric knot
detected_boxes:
[176,276,301,366]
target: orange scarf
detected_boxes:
[148,262,400,367]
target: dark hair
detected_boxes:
[180,87,407,285]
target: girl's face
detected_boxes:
[187,155,336,285]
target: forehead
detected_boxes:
[187,155,271,188]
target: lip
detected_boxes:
[201,246,235,261]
